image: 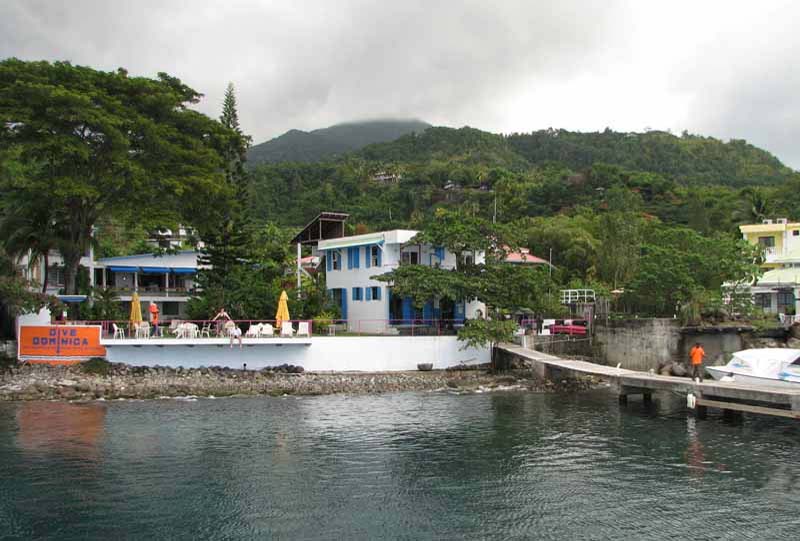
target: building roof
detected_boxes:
[740,221,800,234]
[318,230,418,251]
[96,251,201,272]
[505,248,551,266]
[756,267,800,286]
[291,212,350,245]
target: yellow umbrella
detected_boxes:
[129,292,143,331]
[275,290,290,328]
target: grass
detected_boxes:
[80,357,112,376]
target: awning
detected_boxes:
[140,267,171,274]
[319,234,385,251]
[171,268,197,274]
[57,295,87,303]
[107,266,139,272]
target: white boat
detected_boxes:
[707,348,800,388]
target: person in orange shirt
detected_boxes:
[148,302,160,337]
[689,342,705,382]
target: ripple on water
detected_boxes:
[0,391,799,540]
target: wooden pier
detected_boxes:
[500,344,800,420]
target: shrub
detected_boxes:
[81,357,111,376]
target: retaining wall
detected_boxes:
[103,336,490,371]
[593,319,682,371]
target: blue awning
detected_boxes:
[57,295,87,303]
[107,265,139,272]
[140,267,171,274]
[171,268,197,274]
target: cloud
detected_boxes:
[1,0,799,168]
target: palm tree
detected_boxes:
[0,202,61,293]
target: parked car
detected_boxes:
[550,319,588,335]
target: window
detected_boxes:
[347,246,360,269]
[367,286,381,301]
[758,236,775,247]
[352,287,363,301]
[401,251,419,265]
[47,266,65,286]
[754,293,771,309]
[793,230,799,237]
[162,302,180,316]
[370,245,380,267]
[331,251,341,271]
[777,291,794,311]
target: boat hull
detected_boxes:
[706,366,800,389]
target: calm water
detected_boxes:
[1,390,798,540]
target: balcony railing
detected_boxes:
[101,286,195,298]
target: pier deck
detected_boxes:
[500,344,800,419]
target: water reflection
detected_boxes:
[15,401,106,457]
[0,392,799,540]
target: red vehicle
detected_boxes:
[549,319,588,335]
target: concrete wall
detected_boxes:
[594,319,750,371]
[593,319,681,371]
[103,336,490,371]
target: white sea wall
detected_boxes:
[103,336,490,371]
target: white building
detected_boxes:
[740,219,800,316]
[95,251,200,320]
[318,229,485,333]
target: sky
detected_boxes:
[1,0,799,168]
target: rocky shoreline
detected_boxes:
[0,361,598,401]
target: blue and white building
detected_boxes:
[318,230,485,333]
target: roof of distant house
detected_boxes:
[504,247,552,267]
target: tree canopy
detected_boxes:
[0,59,240,293]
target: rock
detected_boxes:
[790,323,800,340]
[670,363,688,377]
[787,337,800,349]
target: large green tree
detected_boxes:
[0,59,237,294]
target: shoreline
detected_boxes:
[0,362,598,401]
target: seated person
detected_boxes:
[226,321,242,348]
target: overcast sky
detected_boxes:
[2,0,799,168]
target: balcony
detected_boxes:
[101,286,195,298]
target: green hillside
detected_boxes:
[248,124,800,236]
[246,119,431,165]
[506,129,794,187]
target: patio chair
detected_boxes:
[297,321,310,337]
[135,322,150,339]
[200,322,212,338]
[184,323,199,339]
[280,321,294,337]
[112,323,125,339]
[245,323,260,338]
[259,324,274,337]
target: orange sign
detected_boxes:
[18,325,106,359]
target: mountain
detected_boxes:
[357,126,795,187]
[246,119,431,165]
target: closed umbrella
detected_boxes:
[275,290,290,329]
[129,292,142,336]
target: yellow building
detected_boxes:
[739,219,800,317]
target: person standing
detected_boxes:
[149,302,160,337]
[689,342,706,382]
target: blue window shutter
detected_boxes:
[435,246,444,261]
[366,287,372,301]
[348,247,353,270]
[326,250,332,272]
[376,247,382,267]
[352,287,357,301]
[341,290,348,320]
[365,246,371,268]
[375,287,381,301]
[401,297,414,320]
[354,246,360,268]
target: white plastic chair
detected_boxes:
[135,322,150,339]
[112,323,125,339]
[184,323,199,338]
[297,321,310,337]
[200,323,212,338]
[280,321,294,337]
[259,324,274,337]
[245,324,260,338]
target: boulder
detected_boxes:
[670,363,688,377]
[790,323,800,340]
[787,337,800,349]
